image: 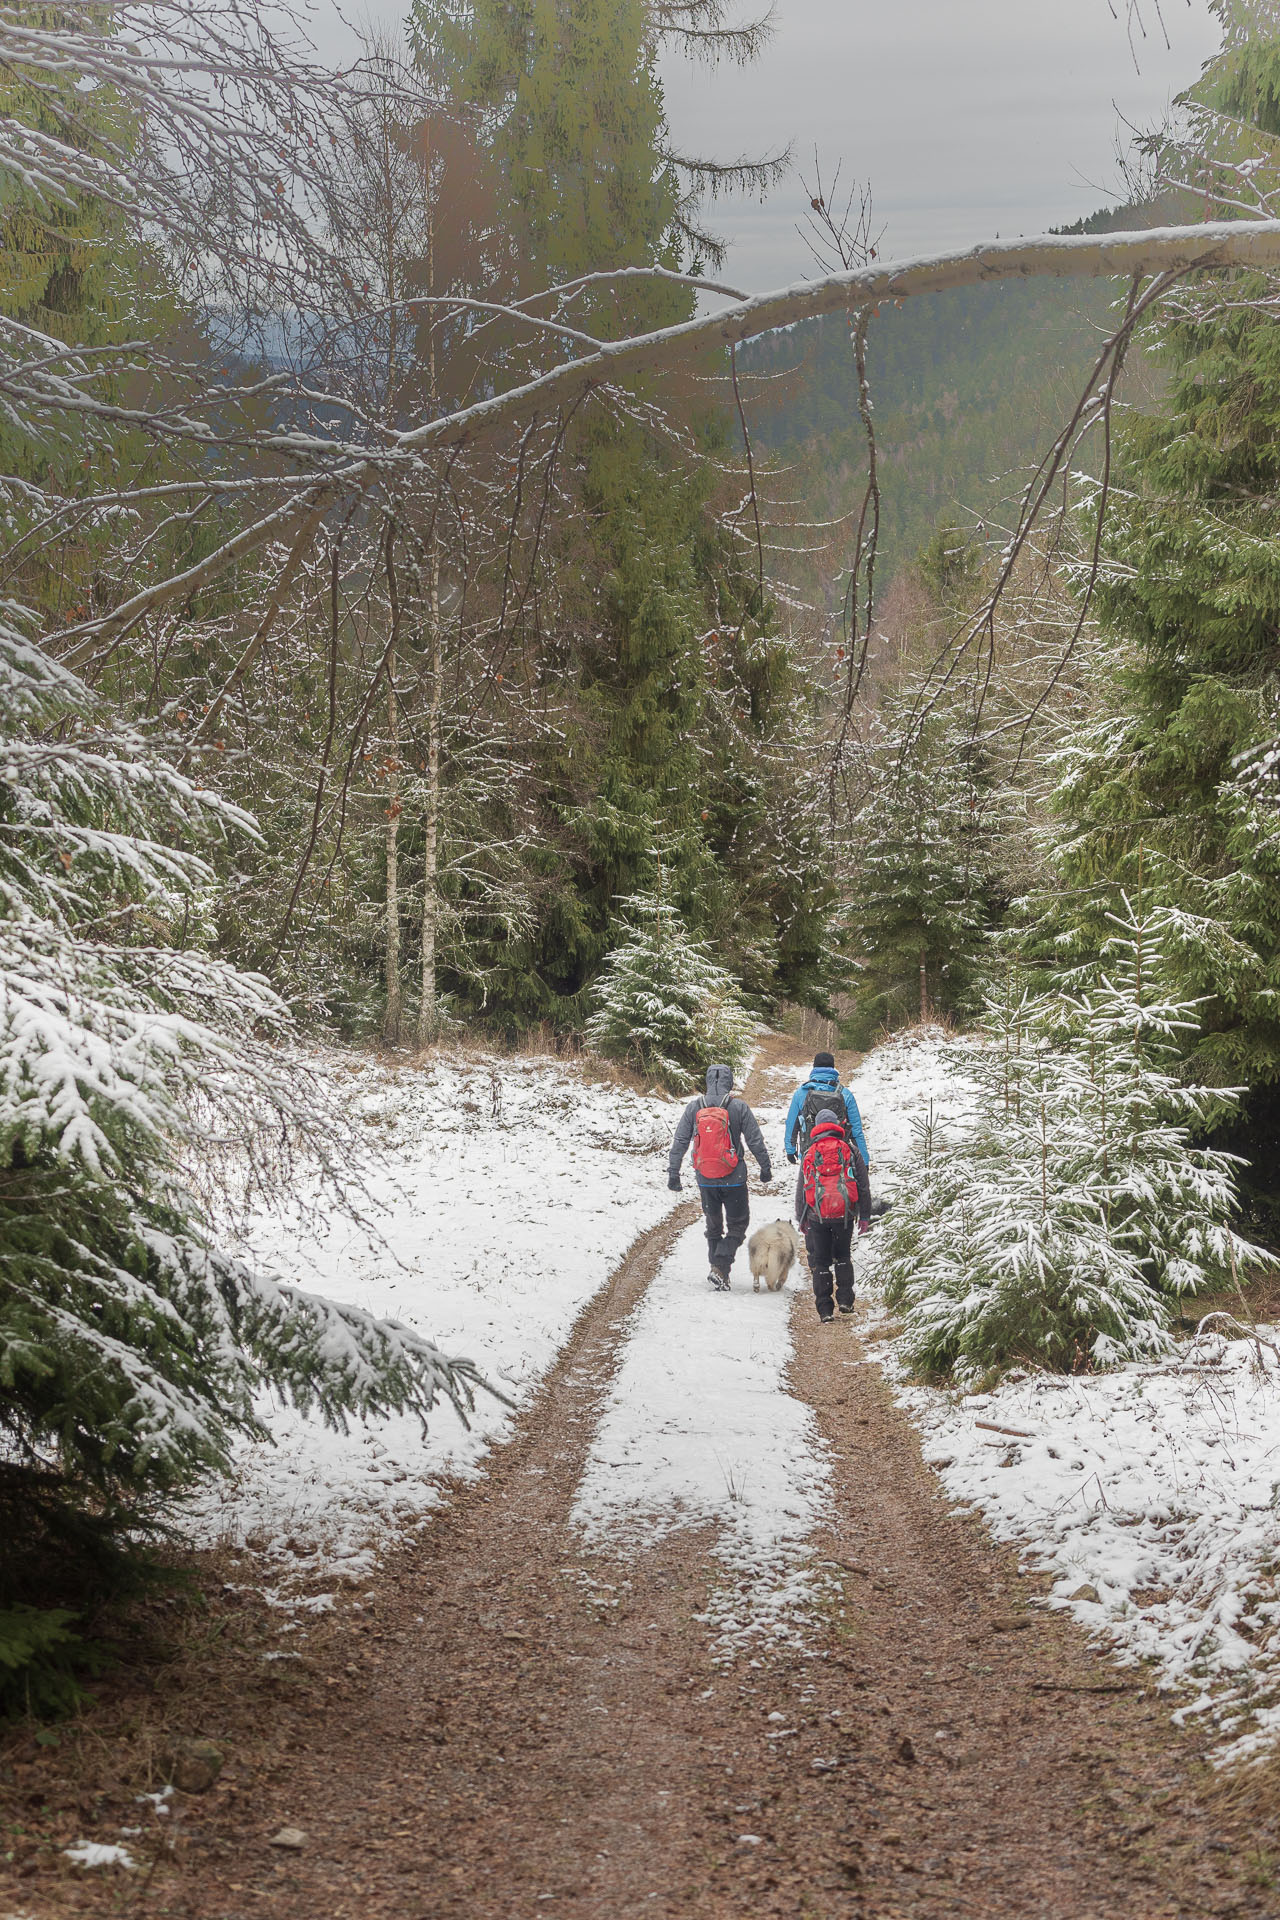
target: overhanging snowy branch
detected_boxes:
[51,219,1280,663]
[398,221,1280,453]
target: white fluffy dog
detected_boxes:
[747,1220,803,1293]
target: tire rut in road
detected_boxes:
[100,1062,1280,1920]
[774,1298,1277,1917]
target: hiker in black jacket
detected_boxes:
[668,1063,772,1291]
[795,1106,870,1322]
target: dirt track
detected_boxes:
[5,1041,1278,1918]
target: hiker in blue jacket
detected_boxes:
[784,1050,870,1172]
[669,1062,772,1292]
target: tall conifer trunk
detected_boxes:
[383,525,404,1044]
[419,536,442,1046]
[383,661,402,1043]
[417,186,442,1049]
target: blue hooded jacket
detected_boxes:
[784,1067,869,1165]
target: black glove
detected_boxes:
[786,1151,797,1165]
[668,1173,682,1192]
[759,1165,773,1186]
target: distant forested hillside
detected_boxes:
[746,203,1177,589]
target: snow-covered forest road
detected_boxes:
[13,1039,1279,1918]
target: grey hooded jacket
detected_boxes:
[668,1063,772,1190]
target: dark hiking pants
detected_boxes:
[702,1184,750,1279]
[804,1218,854,1316]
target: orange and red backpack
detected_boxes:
[692,1097,740,1182]
[802,1119,858,1222]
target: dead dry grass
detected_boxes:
[360,1025,666,1100]
[1184,1266,1280,1329]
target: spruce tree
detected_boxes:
[846,710,1004,1039]
[1042,8,1280,1184]
[0,619,485,1633]
[883,905,1266,1385]
[413,0,828,1030]
[584,888,755,1084]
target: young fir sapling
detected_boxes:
[881,901,1268,1385]
[585,888,756,1085]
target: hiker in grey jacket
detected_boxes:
[668,1062,772,1292]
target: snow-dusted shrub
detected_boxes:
[0,619,484,1589]
[585,891,756,1084]
[881,904,1268,1385]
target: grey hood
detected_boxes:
[705,1063,734,1105]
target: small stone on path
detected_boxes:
[160,1737,224,1793]
[268,1827,307,1851]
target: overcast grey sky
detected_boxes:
[658,0,1222,285]
[314,0,1222,289]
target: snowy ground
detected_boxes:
[572,1218,831,1656]
[195,1043,837,1655]
[188,1053,680,1579]
[188,1028,1280,1763]
[847,1027,1280,1765]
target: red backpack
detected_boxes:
[692,1098,739,1181]
[803,1122,858,1222]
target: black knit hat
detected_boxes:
[812,1050,836,1070]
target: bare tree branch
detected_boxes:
[396,221,1280,457]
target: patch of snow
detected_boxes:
[846,1023,976,1187]
[879,1321,1280,1763]
[188,1054,680,1577]
[571,1214,832,1657]
[847,1026,1280,1763]
[64,1843,136,1870]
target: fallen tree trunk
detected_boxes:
[55,220,1280,657]
[400,219,1280,451]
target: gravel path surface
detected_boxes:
[5,1040,1277,1917]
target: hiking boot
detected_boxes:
[708,1268,730,1292]
[838,1299,856,1316]
[817,1308,834,1324]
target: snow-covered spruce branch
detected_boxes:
[880,904,1274,1388]
[212,1253,495,1437]
[0,616,494,1499]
